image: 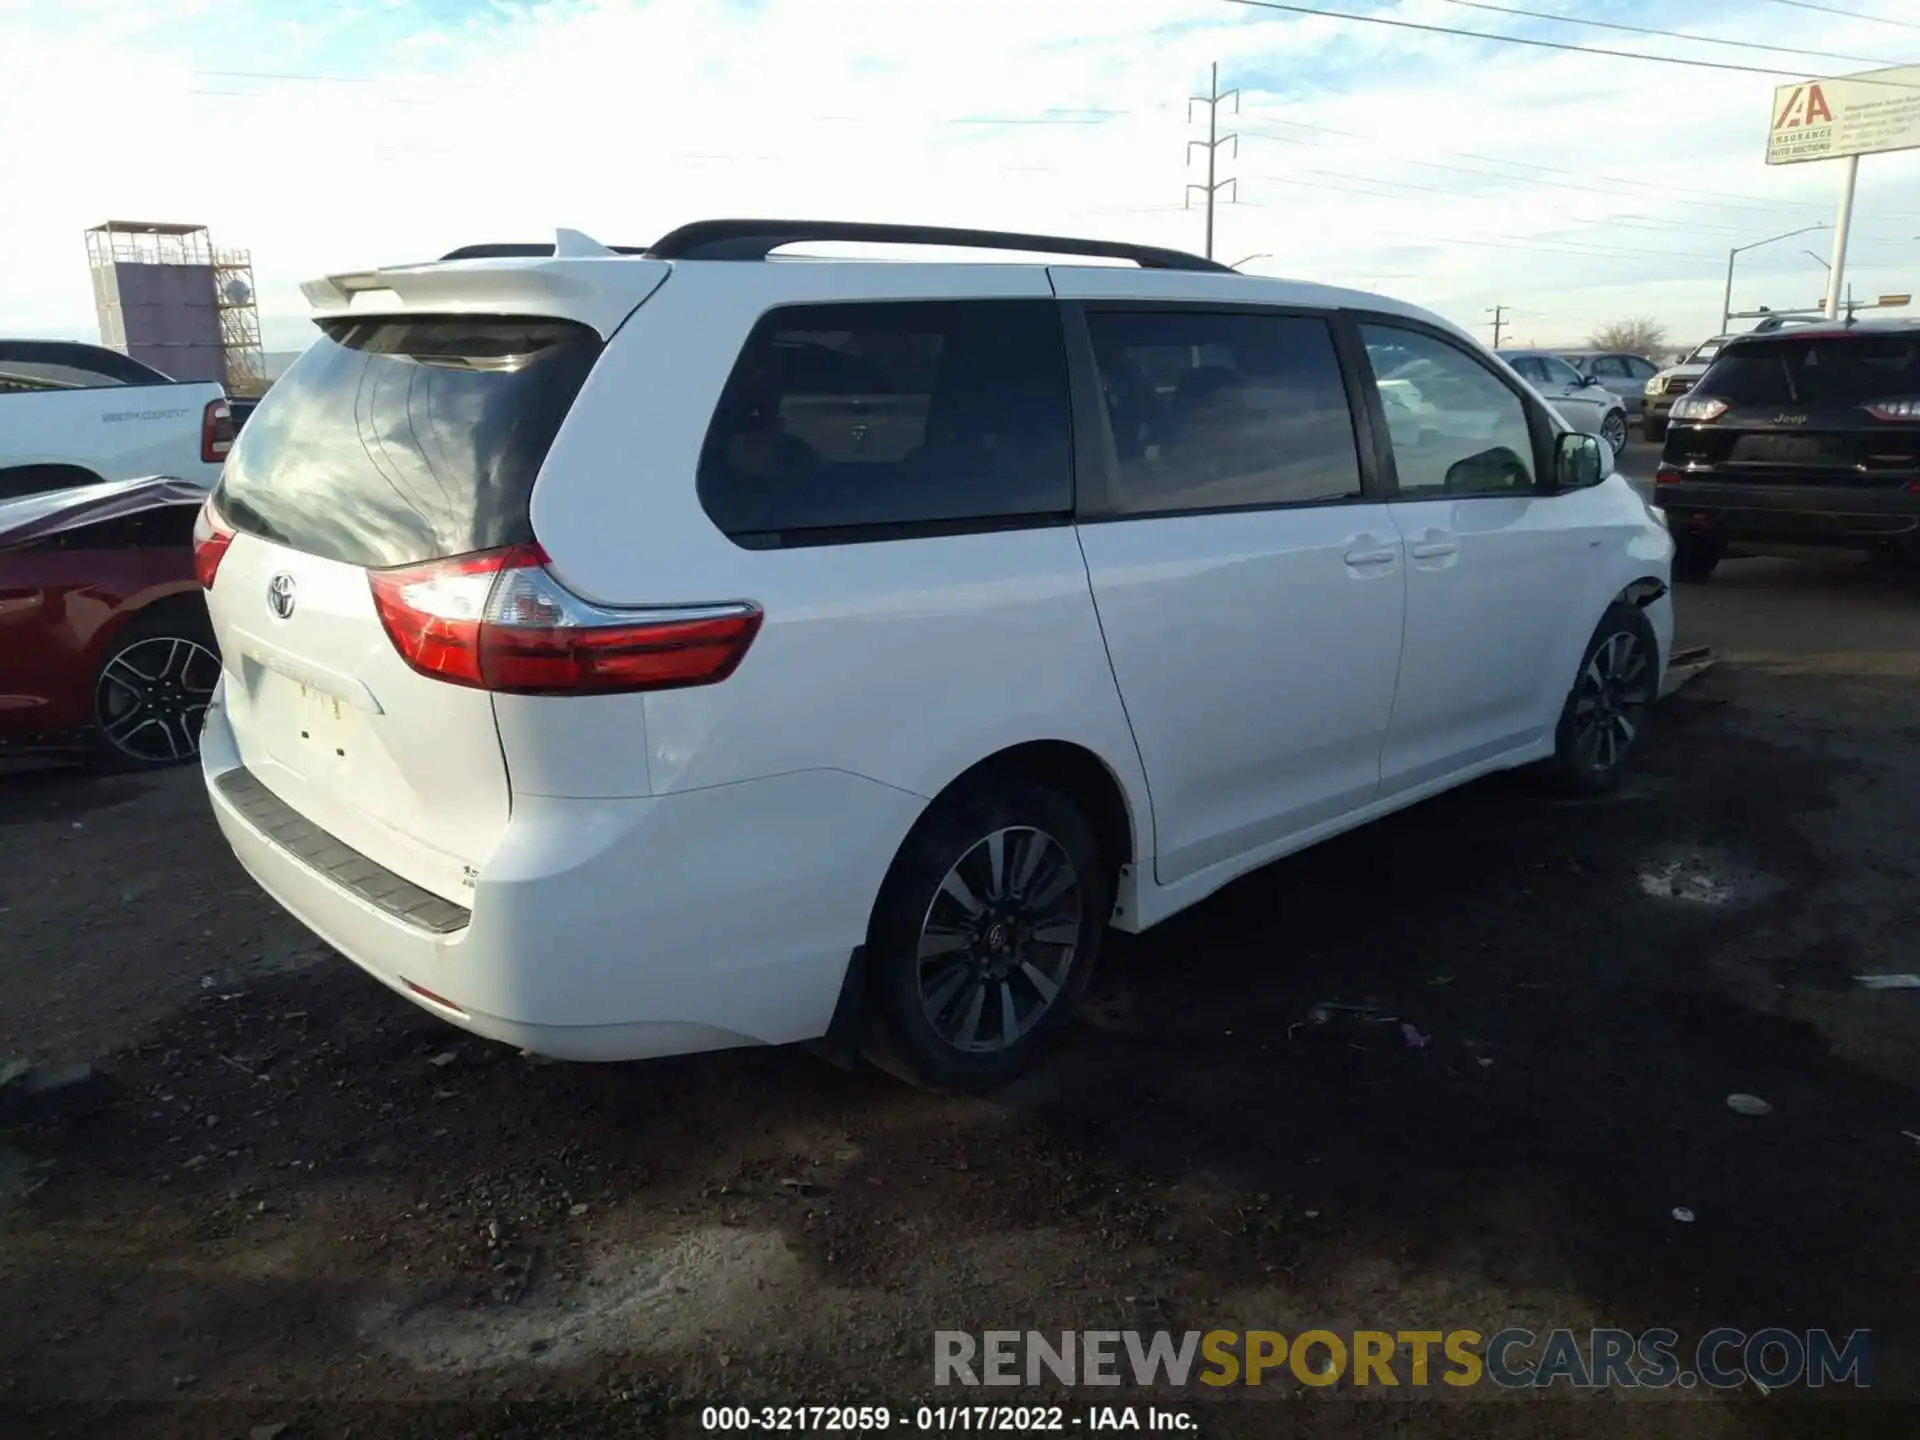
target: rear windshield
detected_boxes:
[1698,335,1920,408]
[215,315,602,569]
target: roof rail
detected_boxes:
[642,219,1233,272]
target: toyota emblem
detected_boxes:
[266,572,297,620]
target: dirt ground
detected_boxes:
[3,542,1918,1439]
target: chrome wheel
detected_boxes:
[917,826,1082,1054]
[1572,629,1652,775]
[1601,410,1628,456]
[94,634,220,764]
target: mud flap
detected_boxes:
[803,945,871,1071]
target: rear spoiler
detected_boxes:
[299,230,667,337]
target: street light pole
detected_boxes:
[1721,224,1831,334]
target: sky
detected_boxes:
[2,0,1918,356]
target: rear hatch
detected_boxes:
[203,314,605,903]
[1666,331,1920,488]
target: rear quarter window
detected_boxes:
[215,316,602,569]
[695,299,1072,546]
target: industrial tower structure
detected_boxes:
[85,221,267,395]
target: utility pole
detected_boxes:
[1186,63,1238,261]
[1485,305,1509,349]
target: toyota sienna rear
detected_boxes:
[200,221,1672,1091]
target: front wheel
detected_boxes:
[865,774,1111,1093]
[1540,602,1660,796]
[1601,409,1629,456]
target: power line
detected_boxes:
[1236,120,1920,222]
[1230,193,1726,264]
[1218,0,1920,85]
[1186,62,1239,261]
[1437,0,1911,66]
[1743,0,1920,32]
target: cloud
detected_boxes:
[1,0,1916,354]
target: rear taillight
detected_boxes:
[1865,398,1920,422]
[1655,464,1682,486]
[201,399,236,464]
[1669,396,1727,423]
[192,496,235,589]
[367,545,762,696]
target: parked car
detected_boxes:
[1496,349,1631,456]
[0,475,219,768]
[0,339,230,500]
[196,219,1674,1091]
[1556,351,1662,423]
[1655,319,1920,580]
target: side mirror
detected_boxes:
[1554,430,1607,490]
[1443,446,1532,493]
[1579,372,1602,387]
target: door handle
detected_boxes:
[1410,540,1458,560]
[1343,546,1398,567]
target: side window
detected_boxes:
[1507,356,1544,383]
[696,299,1071,544]
[1083,310,1362,515]
[1591,356,1628,379]
[1628,357,1660,380]
[1360,324,1537,499]
[1539,356,1583,388]
[0,357,129,392]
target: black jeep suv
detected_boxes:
[1655,320,1920,581]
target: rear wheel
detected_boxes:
[90,603,220,771]
[1672,532,1724,583]
[1541,602,1659,796]
[865,774,1111,1093]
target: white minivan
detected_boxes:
[195,220,1674,1091]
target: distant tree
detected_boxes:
[1587,316,1669,356]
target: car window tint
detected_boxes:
[218,316,603,569]
[1361,325,1536,499]
[1701,336,1920,407]
[1084,310,1362,515]
[1592,357,1628,378]
[1539,356,1583,387]
[1507,356,1543,382]
[1628,357,1660,379]
[0,358,128,391]
[696,300,1071,543]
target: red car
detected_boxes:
[0,476,219,769]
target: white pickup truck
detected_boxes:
[0,339,230,501]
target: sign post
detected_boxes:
[1824,155,1859,320]
[1766,66,1920,319]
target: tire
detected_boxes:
[864,774,1112,1093]
[1601,409,1628,456]
[1643,417,1667,443]
[89,601,221,772]
[1671,533,1724,584]
[1540,602,1660,797]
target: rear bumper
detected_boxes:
[201,692,925,1061]
[1657,479,1920,548]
